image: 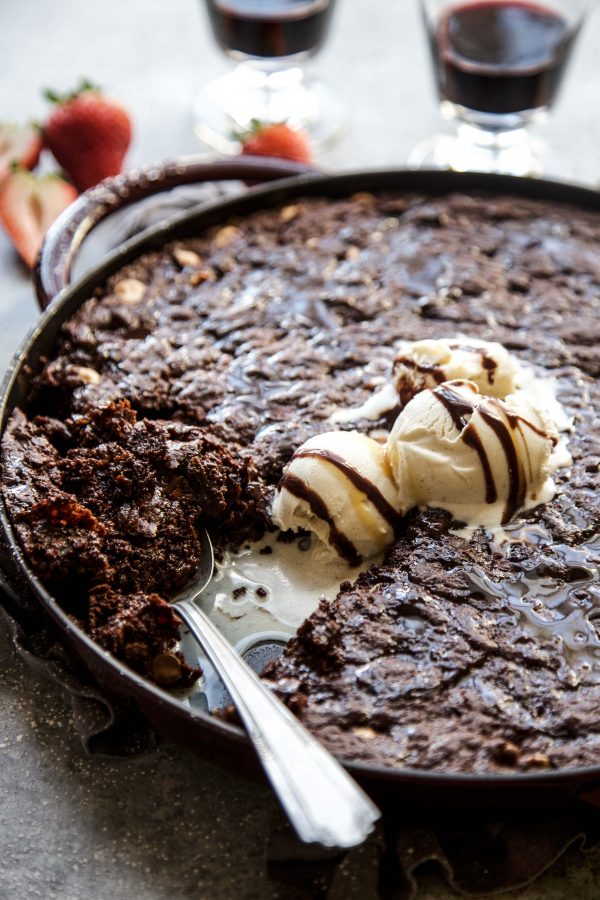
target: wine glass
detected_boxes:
[193,0,348,154]
[409,0,590,177]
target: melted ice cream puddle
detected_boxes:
[203,534,372,645]
[177,534,373,710]
[331,382,399,425]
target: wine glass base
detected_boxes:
[408,131,572,180]
[192,65,349,156]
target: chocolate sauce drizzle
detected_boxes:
[279,472,362,566]
[393,356,446,409]
[393,355,445,384]
[433,382,476,431]
[481,353,497,384]
[395,344,499,396]
[279,447,402,566]
[434,383,498,506]
[294,448,401,529]
[432,383,556,524]
[448,343,498,385]
[463,423,498,506]
[501,403,560,447]
[479,407,523,520]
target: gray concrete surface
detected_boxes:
[2,1,600,897]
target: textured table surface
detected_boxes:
[2,2,600,897]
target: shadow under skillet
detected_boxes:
[0,624,311,900]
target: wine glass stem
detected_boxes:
[457,121,528,150]
[448,120,542,176]
[234,60,316,128]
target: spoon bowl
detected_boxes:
[172,528,215,603]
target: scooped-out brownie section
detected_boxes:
[2,400,268,686]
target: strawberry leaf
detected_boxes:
[43,79,102,106]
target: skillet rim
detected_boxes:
[2,166,600,797]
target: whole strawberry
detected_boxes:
[44,80,132,192]
[240,120,313,165]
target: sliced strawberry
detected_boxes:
[240,121,313,165]
[0,123,43,183]
[0,168,77,268]
[44,81,133,192]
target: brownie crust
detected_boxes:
[2,190,599,771]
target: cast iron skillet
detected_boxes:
[3,167,600,817]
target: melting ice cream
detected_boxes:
[271,431,402,565]
[273,341,572,560]
[332,337,536,424]
[392,338,521,405]
[387,379,563,528]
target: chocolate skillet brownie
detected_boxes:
[1,191,599,771]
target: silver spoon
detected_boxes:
[171,529,380,849]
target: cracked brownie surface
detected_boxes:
[1,190,599,769]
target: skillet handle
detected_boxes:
[33,155,314,311]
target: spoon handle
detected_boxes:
[174,598,380,848]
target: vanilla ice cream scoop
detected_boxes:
[272,431,403,565]
[387,379,560,527]
[393,338,520,407]
[330,337,522,425]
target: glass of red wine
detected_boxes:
[193,0,347,154]
[410,0,590,176]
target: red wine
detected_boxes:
[204,0,336,59]
[430,1,578,116]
